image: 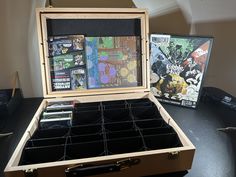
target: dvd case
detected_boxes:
[150,34,213,108]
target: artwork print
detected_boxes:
[86,36,141,89]
[150,34,213,108]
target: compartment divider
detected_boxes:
[127,102,148,151]
[59,138,68,161]
[63,126,72,160]
[19,99,183,165]
[101,102,108,155]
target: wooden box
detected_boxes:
[4,8,195,177]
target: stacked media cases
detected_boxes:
[20,98,182,165]
[39,101,75,129]
[48,35,142,91]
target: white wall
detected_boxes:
[0,1,9,89]
[0,0,45,97]
[28,0,46,97]
[193,20,236,96]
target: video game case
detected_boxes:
[46,101,75,111]
[40,111,73,129]
[150,34,213,108]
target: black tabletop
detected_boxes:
[0,98,235,177]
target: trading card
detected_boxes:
[48,35,85,57]
[70,67,87,90]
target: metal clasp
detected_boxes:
[24,168,37,177]
[168,151,180,160]
[117,158,140,170]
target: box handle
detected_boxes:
[65,158,140,177]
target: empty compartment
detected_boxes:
[31,127,69,139]
[107,137,144,154]
[71,124,102,135]
[141,127,174,136]
[135,119,165,129]
[19,145,65,165]
[73,109,102,126]
[144,133,182,150]
[131,105,161,119]
[127,98,153,107]
[102,100,127,110]
[107,129,140,140]
[74,102,101,112]
[103,108,130,122]
[69,133,104,144]
[66,141,104,159]
[26,137,66,148]
[105,121,134,132]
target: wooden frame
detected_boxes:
[4,8,195,177]
[36,8,150,98]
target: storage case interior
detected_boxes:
[19,98,182,165]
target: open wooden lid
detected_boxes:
[36,8,150,98]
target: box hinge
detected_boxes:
[24,168,38,177]
[168,151,180,160]
[48,0,53,8]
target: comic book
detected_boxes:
[150,34,213,108]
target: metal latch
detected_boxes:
[117,158,140,170]
[168,151,180,160]
[24,169,37,177]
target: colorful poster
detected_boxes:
[86,36,141,89]
[150,34,213,108]
[98,37,114,49]
[85,37,100,88]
